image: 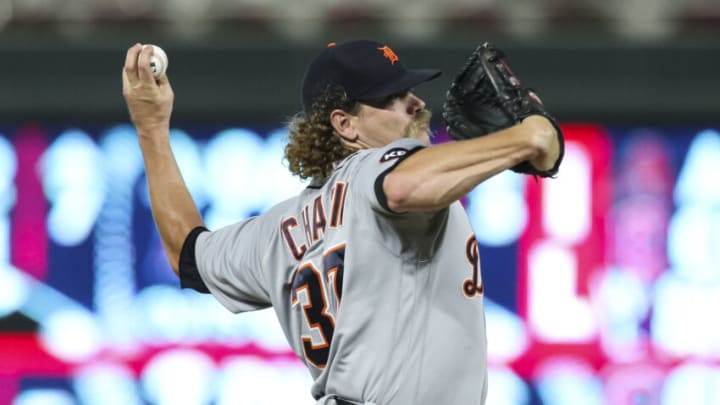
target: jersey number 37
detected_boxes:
[291,243,345,369]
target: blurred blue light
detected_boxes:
[0,265,29,317]
[667,204,720,281]
[42,129,104,201]
[141,349,216,405]
[0,135,15,266]
[100,125,144,181]
[0,134,17,266]
[132,285,193,344]
[535,358,603,405]
[43,129,104,246]
[216,356,313,405]
[128,286,292,348]
[13,389,77,405]
[662,363,720,404]
[261,128,308,204]
[47,189,104,246]
[39,307,102,362]
[486,367,530,405]
[204,128,266,228]
[93,128,141,349]
[594,267,649,361]
[485,299,529,363]
[651,272,720,357]
[668,129,720,281]
[0,134,17,215]
[467,171,527,246]
[674,130,720,206]
[73,362,143,405]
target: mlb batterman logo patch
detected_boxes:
[381,148,408,162]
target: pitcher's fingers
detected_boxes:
[124,43,143,83]
[136,45,156,84]
[122,68,132,96]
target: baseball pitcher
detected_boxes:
[122,40,563,405]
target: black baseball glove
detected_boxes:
[442,42,564,177]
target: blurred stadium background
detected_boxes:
[0,0,719,404]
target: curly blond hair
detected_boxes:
[285,86,359,180]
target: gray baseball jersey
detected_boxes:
[181,138,488,405]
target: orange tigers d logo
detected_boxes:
[377,46,399,65]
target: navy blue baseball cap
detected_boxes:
[301,40,441,112]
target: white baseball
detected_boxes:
[141,44,168,80]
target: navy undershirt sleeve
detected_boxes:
[179,226,211,293]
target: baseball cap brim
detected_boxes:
[355,68,442,101]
